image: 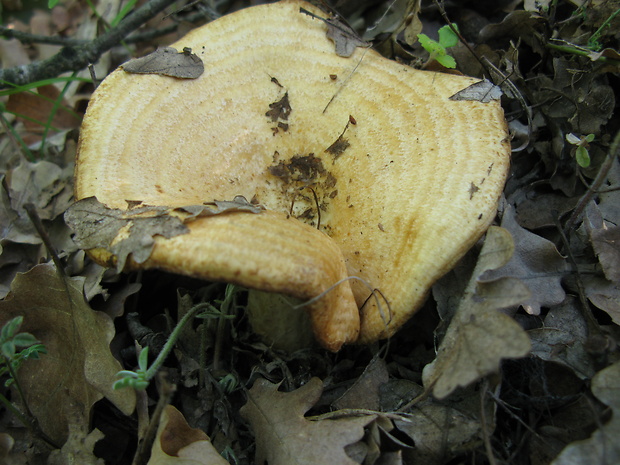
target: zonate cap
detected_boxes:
[73,0,511,350]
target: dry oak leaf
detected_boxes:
[528,297,596,380]
[240,377,375,465]
[552,361,620,465]
[422,226,532,399]
[1,160,73,244]
[0,263,135,445]
[148,405,227,465]
[65,196,262,272]
[479,204,569,315]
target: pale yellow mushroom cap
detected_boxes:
[74,0,510,349]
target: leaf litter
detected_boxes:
[1,1,620,464]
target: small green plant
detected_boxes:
[0,316,47,387]
[566,133,595,168]
[417,24,459,68]
[114,286,238,391]
[587,8,620,52]
[0,317,56,447]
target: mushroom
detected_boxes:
[72,0,510,350]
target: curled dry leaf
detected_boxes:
[122,47,204,79]
[240,377,375,465]
[0,263,135,445]
[422,226,532,399]
[147,405,227,465]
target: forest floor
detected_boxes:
[0,0,619,464]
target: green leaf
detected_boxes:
[12,333,39,348]
[585,133,595,143]
[436,54,457,68]
[1,316,23,341]
[20,344,47,360]
[566,133,581,145]
[138,346,149,371]
[417,34,444,55]
[576,146,591,167]
[438,25,459,48]
[48,0,60,8]
[1,341,16,359]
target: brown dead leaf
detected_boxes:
[582,276,620,325]
[0,263,135,445]
[6,84,82,145]
[422,226,532,399]
[147,405,227,465]
[591,225,620,282]
[394,402,480,465]
[240,377,375,465]
[122,47,204,79]
[300,8,369,58]
[480,204,569,315]
[362,0,422,46]
[449,79,502,103]
[552,361,620,465]
[65,197,188,272]
[332,355,389,411]
[0,161,73,244]
[528,297,595,379]
[325,18,369,57]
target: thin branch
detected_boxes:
[0,0,178,89]
[0,27,87,46]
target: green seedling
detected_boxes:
[114,288,237,391]
[0,317,55,447]
[0,316,47,388]
[566,133,595,168]
[417,24,459,68]
[587,8,620,52]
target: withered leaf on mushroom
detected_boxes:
[68,0,511,351]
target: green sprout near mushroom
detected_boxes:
[566,133,595,168]
[417,24,459,68]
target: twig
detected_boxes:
[0,0,178,89]
[0,27,88,46]
[480,379,498,465]
[24,203,66,279]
